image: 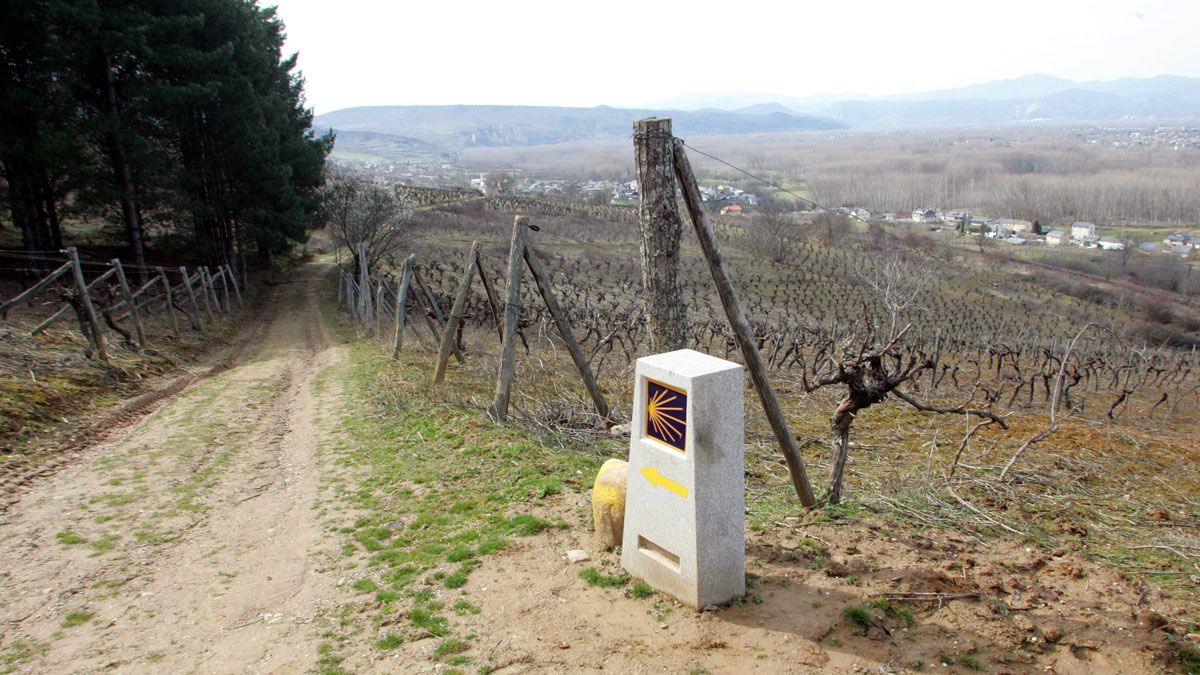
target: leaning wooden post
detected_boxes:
[489,216,528,421]
[224,264,243,308]
[634,117,687,351]
[672,138,817,507]
[180,266,205,329]
[374,278,386,337]
[411,267,464,363]
[157,267,180,336]
[434,241,481,383]
[357,242,372,325]
[391,255,416,360]
[216,266,232,313]
[197,268,216,322]
[524,244,610,419]
[475,248,505,341]
[413,267,449,328]
[112,259,146,349]
[67,247,108,362]
[203,267,222,315]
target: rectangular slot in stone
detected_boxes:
[638,535,681,573]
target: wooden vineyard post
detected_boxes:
[357,243,372,325]
[475,248,504,341]
[67,247,108,362]
[634,117,687,351]
[216,266,232,313]
[197,268,216,323]
[157,267,180,336]
[112,259,146,349]
[412,267,464,363]
[225,264,242,308]
[374,278,386,337]
[179,266,203,330]
[489,216,528,422]
[434,242,481,383]
[0,260,72,319]
[203,267,222,315]
[391,255,416,360]
[672,138,817,507]
[413,267,448,327]
[524,244,609,419]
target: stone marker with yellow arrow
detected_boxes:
[639,466,688,498]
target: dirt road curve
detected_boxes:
[0,263,342,673]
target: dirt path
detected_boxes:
[0,263,345,673]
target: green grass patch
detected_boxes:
[409,608,449,637]
[626,581,654,599]
[843,604,873,632]
[433,638,468,660]
[375,633,403,650]
[580,567,629,588]
[55,530,87,546]
[61,610,93,628]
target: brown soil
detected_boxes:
[431,489,1180,674]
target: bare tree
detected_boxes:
[746,201,800,263]
[320,175,407,275]
[856,251,934,339]
[812,211,852,245]
[801,311,1008,504]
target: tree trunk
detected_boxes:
[828,402,855,505]
[634,117,686,352]
[99,46,147,279]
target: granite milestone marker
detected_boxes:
[621,349,745,608]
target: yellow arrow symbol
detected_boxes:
[641,467,688,498]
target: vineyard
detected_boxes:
[315,184,1200,669]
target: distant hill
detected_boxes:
[645,74,1200,128]
[315,105,844,162]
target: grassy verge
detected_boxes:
[312,292,620,674]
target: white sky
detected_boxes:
[269,0,1200,114]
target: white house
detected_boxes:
[1071,221,1097,240]
[1097,237,1126,251]
[1045,230,1069,245]
[994,218,1033,233]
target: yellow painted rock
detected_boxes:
[591,458,628,550]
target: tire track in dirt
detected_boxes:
[0,263,347,673]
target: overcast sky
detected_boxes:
[269,0,1200,114]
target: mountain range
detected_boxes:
[653,74,1200,126]
[315,74,1200,163]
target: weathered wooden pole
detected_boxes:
[197,268,216,323]
[413,268,448,327]
[475,249,504,341]
[672,138,817,507]
[205,267,222,314]
[112,259,146,349]
[357,243,372,325]
[67,247,108,362]
[524,245,609,419]
[489,216,528,421]
[374,278,386,336]
[216,266,232,313]
[434,241,481,383]
[0,260,72,319]
[391,255,416,360]
[634,117,687,351]
[224,264,242,308]
[179,266,204,330]
[412,268,464,363]
[157,267,180,336]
